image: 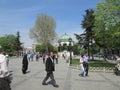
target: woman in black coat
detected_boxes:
[22,54,28,74]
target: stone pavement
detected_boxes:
[9,57,120,90]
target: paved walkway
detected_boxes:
[9,57,120,90]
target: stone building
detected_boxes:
[58,33,73,57]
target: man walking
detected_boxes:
[42,52,59,87]
[0,49,11,90]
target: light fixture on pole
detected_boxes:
[68,38,72,65]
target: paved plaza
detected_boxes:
[9,57,120,90]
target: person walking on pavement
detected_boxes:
[79,54,86,77]
[55,53,58,64]
[114,55,120,76]
[84,53,89,76]
[0,49,11,90]
[42,54,46,64]
[22,53,28,74]
[5,54,9,67]
[42,52,59,87]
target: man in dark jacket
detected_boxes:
[42,52,59,87]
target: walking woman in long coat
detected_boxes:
[22,54,28,74]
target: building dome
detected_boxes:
[57,33,74,57]
[59,33,71,42]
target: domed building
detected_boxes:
[58,33,74,58]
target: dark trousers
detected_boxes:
[22,65,28,74]
[42,72,56,85]
[85,63,89,76]
[83,62,89,76]
[56,58,58,64]
[0,78,11,90]
[43,58,45,63]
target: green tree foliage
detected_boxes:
[36,44,57,53]
[75,9,95,50]
[29,14,57,53]
[74,9,95,59]
[36,44,45,52]
[81,9,95,46]
[72,43,80,55]
[16,31,22,52]
[94,0,120,54]
[0,34,19,54]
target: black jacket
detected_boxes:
[22,54,28,66]
[45,57,55,72]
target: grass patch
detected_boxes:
[71,59,115,67]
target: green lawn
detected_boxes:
[71,59,115,67]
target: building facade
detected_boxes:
[58,33,73,57]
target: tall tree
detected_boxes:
[29,14,57,53]
[16,31,22,53]
[0,34,20,54]
[94,0,120,58]
[81,9,95,58]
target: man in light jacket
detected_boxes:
[0,49,11,90]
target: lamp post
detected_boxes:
[89,39,95,60]
[69,38,72,65]
[0,45,1,48]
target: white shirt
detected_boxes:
[0,54,9,78]
[84,55,89,63]
[80,57,84,63]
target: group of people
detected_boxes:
[0,49,11,90]
[42,53,58,64]
[79,53,89,77]
[0,48,89,89]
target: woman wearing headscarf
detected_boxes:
[22,54,28,74]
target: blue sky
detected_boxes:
[0,0,103,48]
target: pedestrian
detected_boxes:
[36,53,39,61]
[62,54,65,59]
[79,54,86,77]
[114,55,120,76]
[84,53,89,76]
[0,49,11,90]
[42,54,46,64]
[30,53,34,61]
[27,51,31,61]
[42,52,59,87]
[22,53,28,74]
[6,54,9,67]
[55,53,58,64]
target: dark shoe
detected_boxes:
[53,84,59,88]
[79,74,84,77]
[42,83,48,85]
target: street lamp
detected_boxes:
[89,39,95,60]
[69,38,72,65]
